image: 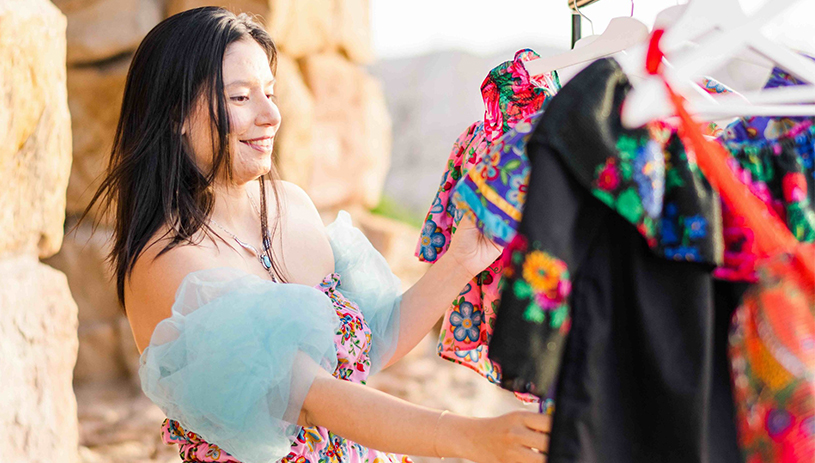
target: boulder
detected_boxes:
[0,256,80,463]
[165,0,268,19]
[302,53,391,209]
[74,320,128,384]
[54,0,163,65]
[0,0,72,259]
[273,53,315,189]
[44,220,120,325]
[267,0,335,58]
[65,55,130,222]
[335,0,372,64]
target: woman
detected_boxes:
[83,7,550,463]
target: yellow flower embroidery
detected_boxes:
[522,250,566,299]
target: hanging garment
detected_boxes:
[714,64,815,282]
[488,58,742,462]
[416,50,560,383]
[660,56,815,461]
[141,212,405,463]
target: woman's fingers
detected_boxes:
[516,446,548,463]
[518,428,550,453]
[523,412,552,434]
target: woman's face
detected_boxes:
[184,38,281,183]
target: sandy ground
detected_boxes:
[75,329,532,463]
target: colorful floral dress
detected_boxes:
[415,49,560,386]
[714,63,815,282]
[159,273,409,463]
[140,212,405,463]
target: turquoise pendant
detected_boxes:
[261,254,272,270]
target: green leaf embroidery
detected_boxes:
[523,303,546,324]
[550,304,569,328]
[503,159,521,171]
[593,189,615,208]
[514,279,533,299]
[617,188,644,224]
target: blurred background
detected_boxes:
[2,0,814,462]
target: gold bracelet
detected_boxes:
[432,410,449,459]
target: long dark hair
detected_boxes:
[79,7,287,309]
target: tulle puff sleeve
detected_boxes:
[139,267,340,463]
[327,211,402,374]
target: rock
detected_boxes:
[267,0,335,59]
[334,0,372,64]
[43,220,134,385]
[119,316,142,388]
[273,53,315,189]
[165,0,269,19]
[54,0,163,65]
[302,53,391,209]
[0,256,80,463]
[74,321,128,384]
[0,0,72,259]
[65,55,130,222]
[43,220,120,325]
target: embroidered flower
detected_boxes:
[684,215,708,240]
[522,250,569,306]
[449,301,483,342]
[297,427,325,453]
[633,140,665,218]
[665,246,702,261]
[782,172,808,203]
[478,162,500,181]
[765,409,795,438]
[430,196,444,214]
[596,158,621,192]
[454,347,481,363]
[419,219,446,261]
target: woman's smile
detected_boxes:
[240,136,274,152]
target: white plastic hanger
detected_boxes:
[524,0,649,77]
[621,0,815,128]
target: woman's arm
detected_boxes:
[386,216,503,368]
[301,370,550,463]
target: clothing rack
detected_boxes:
[568,0,602,48]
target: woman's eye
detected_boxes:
[230,96,249,102]
[266,94,277,102]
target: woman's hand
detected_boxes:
[444,410,551,463]
[445,213,504,278]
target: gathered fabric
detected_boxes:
[416,49,559,386]
[142,211,404,463]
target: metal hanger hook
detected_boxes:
[572,0,595,35]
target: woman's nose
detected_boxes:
[256,96,281,127]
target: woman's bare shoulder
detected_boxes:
[125,227,221,353]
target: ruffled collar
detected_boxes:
[480,49,560,143]
[529,58,723,265]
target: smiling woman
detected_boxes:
[77,7,551,463]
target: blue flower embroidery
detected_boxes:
[446,197,458,218]
[766,409,793,437]
[633,140,665,218]
[665,246,701,261]
[430,196,444,214]
[454,347,481,363]
[661,217,680,245]
[420,219,446,261]
[684,215,708,240]
[449,301,483,342]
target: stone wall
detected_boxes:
[0,0,79,461]
[47,0,393,388]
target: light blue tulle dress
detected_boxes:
[139,211,408,463]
